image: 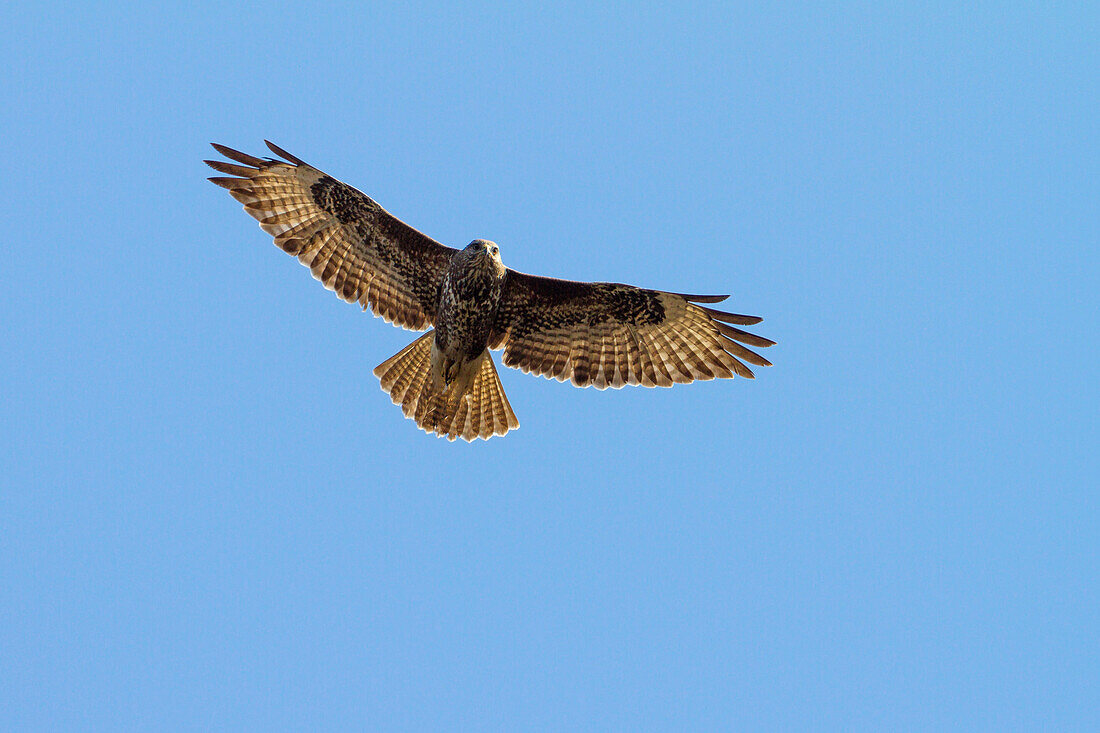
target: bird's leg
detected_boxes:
[432,358,460,415]
[442,358,460,388]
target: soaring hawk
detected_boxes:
[206,142,774,441]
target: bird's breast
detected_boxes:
[435,262,504,360]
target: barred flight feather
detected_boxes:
[205,142,457,332]
[491,274,774,389]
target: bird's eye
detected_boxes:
[491,246,498,255]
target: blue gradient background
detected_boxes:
[2,2,1096,729]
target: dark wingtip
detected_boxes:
[716,321,776,348]
[208,176,249,190]
[700,306,764,326]
[264,140,307,166]
[678,293,730,304]
[209,143,266,167]
[203,159,255,176]
[720,337,774,367]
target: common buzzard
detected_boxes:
[206,142,774,441]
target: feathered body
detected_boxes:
[420,240,510,433]
[434,240,506,382]
[206,142,774,441]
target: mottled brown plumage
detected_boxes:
[206,142,774,441]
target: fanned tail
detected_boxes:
[373,334,519,442]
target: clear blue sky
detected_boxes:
[2,1,1096,729]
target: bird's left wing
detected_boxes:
[205,142,457,330]
[490,270,774,389]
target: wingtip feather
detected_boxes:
[207,176,248,190]
[204,159,256,177]
[677,293,730,304]
[715,322,776,348]
[265,140,308,166]
[699,306,764,326]
[210,143,266,167]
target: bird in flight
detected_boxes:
[206,142,774,441]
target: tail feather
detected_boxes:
[373,333,519,442]
[439,355,518,440]
[478,356,518,438]
[374,331,434,417]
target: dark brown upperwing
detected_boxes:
[205,141,457,330]
[490,270,774,389]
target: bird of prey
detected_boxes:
[206,142,774,441]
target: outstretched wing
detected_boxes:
[490,271,774,389]
[205,142,456,330]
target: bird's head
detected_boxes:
[466,239,501,259]
[465,239,504,273]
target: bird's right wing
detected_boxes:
[205,142,456,330]
[490,271,774,389]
